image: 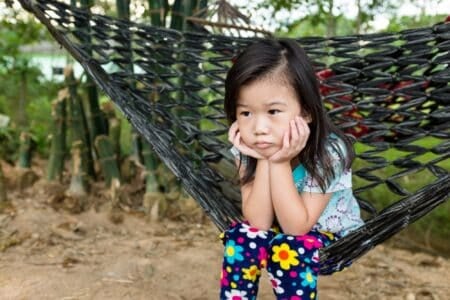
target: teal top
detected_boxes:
[230,136,364,236]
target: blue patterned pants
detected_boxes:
[219,222,337,300]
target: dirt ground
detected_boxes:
[1,177,450,300]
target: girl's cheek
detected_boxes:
[237,125,251,143]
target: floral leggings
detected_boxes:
[219,222,338,300]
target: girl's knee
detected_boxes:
[220,221,275,245]
[220,221,276,269]
[269,232,326,270]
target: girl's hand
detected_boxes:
[228,121,266,160]
[269,116,310,163]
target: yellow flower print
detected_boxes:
[242,265,260,282]
[319,230,335,241]
[272,243,299,270]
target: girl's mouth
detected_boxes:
[254,142,272,149]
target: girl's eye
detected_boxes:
[239,111,251,117]
[268,109,281,115]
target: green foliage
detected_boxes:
[0,14,48,61]
[0,126,20,163]
[352,137,450,252]
[0,3,62,156]
[0,73,62,156]
[278,15,356,37]
[259,0,399,35]
[386,14,448,33]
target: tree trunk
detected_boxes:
[46,89,67,181]
[95,135,121,187]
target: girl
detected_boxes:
[220,39,364,300]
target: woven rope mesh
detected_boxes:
[19,0,449,274]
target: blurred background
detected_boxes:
[0,0,448,258]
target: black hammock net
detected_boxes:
[19,0,449,275]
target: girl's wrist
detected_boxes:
[268,160,291,169]
[257,159,270,166]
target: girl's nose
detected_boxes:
[254,117,269,135]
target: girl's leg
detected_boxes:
[219,222,275,300]
[266,230,336,300]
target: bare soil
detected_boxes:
[0,175,449,299]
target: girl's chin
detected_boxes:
[254,147,280,157]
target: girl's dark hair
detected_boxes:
[224,38,355,192]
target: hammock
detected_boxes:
[19,0,449,275]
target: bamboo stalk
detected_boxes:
[131,132,144,164]
[141,141,159,194]
[46,89,67,181]
[170,0,184,30]
[183,0,195,31]
[101,102,121,159]
[95,135,121,187]
[116,0,130,20]
[79,0,108,150]
[18,131,34,169]
[67,140,88,197]
[109,117,121,159]
[142,140,166,220]
[65,66,96,178]
[0,163,7,203]
[148,0,164,26]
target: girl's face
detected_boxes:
[236,78,305,157]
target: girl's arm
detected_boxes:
[268,116,330,235]
[228,121,274,230]
[239,160,274,230]
[269,162,330,235]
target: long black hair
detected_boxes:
[224,38,355,192]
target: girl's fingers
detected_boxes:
[283,130,290,149]
[228,122,238,143]
[233,131,265,159]
[297,117,309,139]
[290,119,299,144]
[234,131,241,146]
[269,117,309,163]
